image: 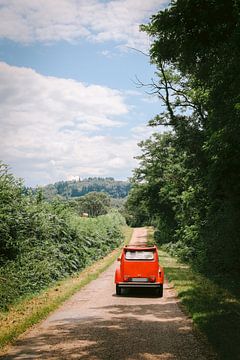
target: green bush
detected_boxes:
[0,163,125,310]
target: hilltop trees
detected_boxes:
[41,177,131,200]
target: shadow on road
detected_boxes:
[1,301,214,360]
[112,287,163,298]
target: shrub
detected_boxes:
[0,164,125,310]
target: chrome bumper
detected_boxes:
[117,282,162,288]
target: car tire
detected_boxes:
[156,284,163,297]
[116,285,121,296]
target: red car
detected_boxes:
[115,245,164,296]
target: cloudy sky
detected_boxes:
[0,0,168,186]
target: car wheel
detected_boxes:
[116,285,121,296]
[156,284,163,297]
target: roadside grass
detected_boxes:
[157,248,240,360]
[146,226,155,246]
[0,225,133,353]
[121,225,134,246]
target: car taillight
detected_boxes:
[149,276,156,282]
[124,275,130,282]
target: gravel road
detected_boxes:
[2,228,215,360]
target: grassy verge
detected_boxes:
[146,226,155,246]
[157,246,240,360]
[121,224,134,246]
[0,225,133,353]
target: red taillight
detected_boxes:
[149,276,156,283]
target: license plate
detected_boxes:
[131,277,148,282]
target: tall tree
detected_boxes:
[130,0,240,274]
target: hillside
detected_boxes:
[39,177,131,200]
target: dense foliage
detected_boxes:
[127,0,240,276]
[38,177,131,200]
[69,192,111,217]
[0,163,125,310]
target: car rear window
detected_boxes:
[125,250,154,260]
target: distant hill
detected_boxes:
[39,177,131,200]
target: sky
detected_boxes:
[0,0,168,186]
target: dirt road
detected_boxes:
[2,228,214,360]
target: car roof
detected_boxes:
[123,245,157,251]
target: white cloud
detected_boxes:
[141,95,159,104]
[0,0,167,50]
[0,62,140,185]
[124,90,142,97]
[131,124,155,140]
[67,175,80,181]
[131,123,166,141]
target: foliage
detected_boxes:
[110,197,127,212]
[69,192,111,217]
[36,177,131,201]
[0,236,132,350]
[126,0,240,276]
[0,163,125,310]
[125,183,151,227]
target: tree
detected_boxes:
[40,177,131,201]
[73,192,111,217]
[129,0,240,274]
[0,163,25,262]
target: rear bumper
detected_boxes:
[117,282,162,288]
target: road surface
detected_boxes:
[1,228,215,360]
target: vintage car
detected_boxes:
[115,245,164,296]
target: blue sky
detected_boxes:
[0,0,168,186]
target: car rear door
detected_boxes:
[122,250,158,279]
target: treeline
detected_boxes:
[0,163,125,310]
[126,0,240,277]
[37,177,131,201]
[69,192,111,217]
